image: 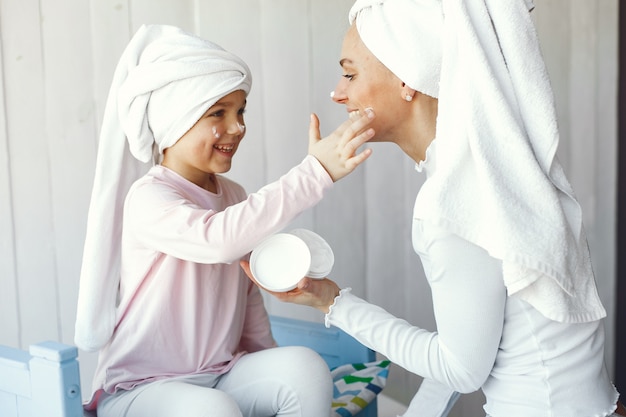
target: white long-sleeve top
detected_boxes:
[85,155,332,410]
[326,217,618,416]
[327,218,618,416]
[326,137,619,416]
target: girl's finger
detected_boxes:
[308,113,322,148]
[339,109,375,147]
[340,127,375,160]
[345,147,373,170]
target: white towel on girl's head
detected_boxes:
[413,0,606,323]
[74,24,252,352]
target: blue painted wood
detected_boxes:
[0,341,82,417]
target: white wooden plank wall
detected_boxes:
[0,1,618,414]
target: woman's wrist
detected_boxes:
[319,284,341,314]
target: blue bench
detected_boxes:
[0,341,83,417]
[0,316,379,417]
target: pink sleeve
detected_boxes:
[126,155,332,264]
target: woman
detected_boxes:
[74,24,374,417]
[241,0,624,416]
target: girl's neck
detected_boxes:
[161,158,218,193]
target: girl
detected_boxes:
[74,24,374,417]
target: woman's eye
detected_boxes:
[342,74,355,81]
[238,108,247,116]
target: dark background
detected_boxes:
[616,1,625,396]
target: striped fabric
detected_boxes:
[332,360,391,417]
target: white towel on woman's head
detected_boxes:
[74,24,252,352]
[349,0,443,98]
[352,0,606,323]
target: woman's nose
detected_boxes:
[331,82,347,103]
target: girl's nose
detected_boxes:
[226,120,246,135]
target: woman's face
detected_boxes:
[332,24,404,143]
[162,90,247,189]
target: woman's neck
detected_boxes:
[398,93,438,163]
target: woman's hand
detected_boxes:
[308,109,375,182]
[240,260,341,314]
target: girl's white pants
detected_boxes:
[97,346,332,417]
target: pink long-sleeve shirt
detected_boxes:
[86,155,332,409]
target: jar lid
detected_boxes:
[288,228,334,279]
[250,233,311,292]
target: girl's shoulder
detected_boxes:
[128,167,247,206]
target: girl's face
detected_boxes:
[332,24,404,143]
[162,90,247,190]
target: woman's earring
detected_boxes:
[405,94,413,102]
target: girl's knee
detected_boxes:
[275,345,332,386]
[137,383,243,417]
[192,390,242,417]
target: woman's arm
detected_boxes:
[242,221,507,393]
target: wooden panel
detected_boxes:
[257,0,311,181]
[592,0,619,376]
[39,0,98,346]
[129,0,196,33]
[363,144,409,313]
[568,0,598,226]
[0,25,20,347]
[1,0,59,347]
[89,0,132,129]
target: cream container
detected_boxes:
[250,229,334,292]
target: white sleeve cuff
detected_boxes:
[324,287,352,328]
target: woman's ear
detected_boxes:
[401,82,415,102]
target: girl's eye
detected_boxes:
[209,110,225,117]
[238,108,247,116]
[342,74,355,81]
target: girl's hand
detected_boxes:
[240,260,341,314]
[308,109,375,182]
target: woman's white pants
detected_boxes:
[97,346,332,417]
